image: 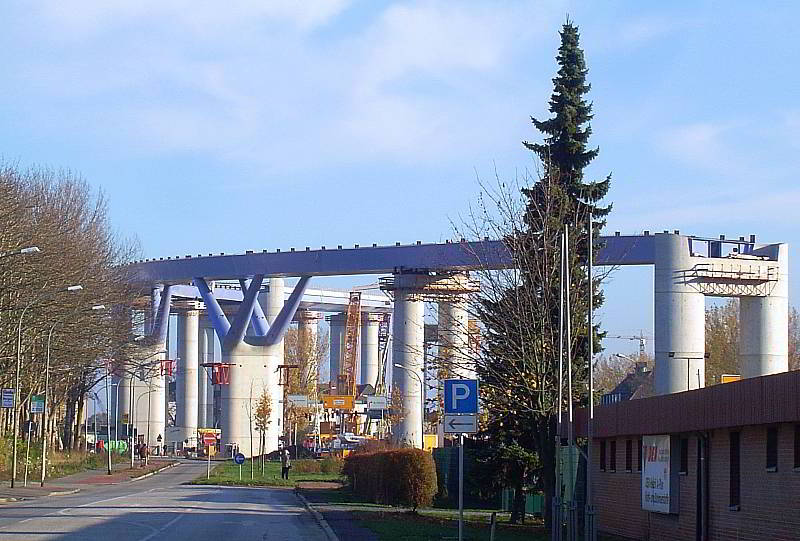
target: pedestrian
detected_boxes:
[281,448,291,480]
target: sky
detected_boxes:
[1,1,798,359]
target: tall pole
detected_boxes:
[565,225,576,541]
[12,300,37,488]
[129,377,135,470]
[458,433,464,541]
[84,392,89,453]
[553,232,565,541]
[114,384,120,443]
[146,379,152,466]
[585,217,596,541]
[105,363,112,475]
[41,326,55,487]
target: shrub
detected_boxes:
[343,448,437,511]
[290,458,343,474]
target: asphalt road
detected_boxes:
[0,462,328,541]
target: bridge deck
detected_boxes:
[126,236,656,283]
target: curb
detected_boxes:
[296,491,339,541]
[47,488,81,497]
[131,462,180,482]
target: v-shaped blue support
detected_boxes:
[245,276,311,347]
[150,285,173,345]
[240,278,269,336]
[194,275,309,349]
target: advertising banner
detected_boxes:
[642,435,672,513]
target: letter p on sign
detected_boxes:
[444,379,479,414]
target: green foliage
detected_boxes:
[343,448,438,511]
[476,21,611,528]
[523,22,610,220]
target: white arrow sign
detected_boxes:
[444,414,478,434]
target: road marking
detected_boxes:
[136,511,186,541]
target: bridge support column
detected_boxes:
[328,312,347,386]
[176,307,199,445]
[197,321,209,428]
[438,296,473,380]
[740,244,789,377]
[297,310,322,386]
[389,275,425,449]
[360,313,381,387]
[654,234,705,395]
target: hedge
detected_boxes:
[342,448,437,510]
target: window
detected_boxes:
[730,431,740,509]
[600,440,606,471]
[625,439,632,472]
[610,440,617,472]
[766,427,778,471]
[637,438,643,472]
[794,425,800,470]
[680,437,689,475]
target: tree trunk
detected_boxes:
[74,395,85,450]
[511,480,526,524]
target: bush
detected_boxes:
[343,448,437,511]
[290,458,343,474]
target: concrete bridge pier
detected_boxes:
[175,306,199,445]
[388,274,426,449]
[360,313,381,387]
[195,276,309,457]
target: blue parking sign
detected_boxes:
[444,379,479,414]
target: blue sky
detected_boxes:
[0,1,797,358]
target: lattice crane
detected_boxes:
[608,331,651,356]
[336,292,361,397]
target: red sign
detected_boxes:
[203,433,217,445]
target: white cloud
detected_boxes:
[31,0,352,36]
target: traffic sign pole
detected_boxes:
[207,448,211,479]
[459,434,464,541]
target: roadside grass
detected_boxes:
[354,510,547,541]
[0,448,130,481]
[189,459,343,487]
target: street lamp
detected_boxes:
[393,363,425,450]
[0,246,40,258]
[12,283,82,488]
[40,302,104,487]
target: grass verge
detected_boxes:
[189,459,343,487]
[355,510,546,541]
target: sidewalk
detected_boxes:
[0,459,178,502]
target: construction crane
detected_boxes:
[336,292,361,397]
[374,313,391,395]
[608,331,651,356]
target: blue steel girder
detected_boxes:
[126,236,656,285]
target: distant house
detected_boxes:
[601,362,653,404]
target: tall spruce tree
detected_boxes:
[474,21,610,528]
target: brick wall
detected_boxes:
[591,423,800,540]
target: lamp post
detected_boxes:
[12,283,82,489]
[41,303,104,487]
[393,363,425,450]
[0,246,40,258]
[125,351,165,468]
